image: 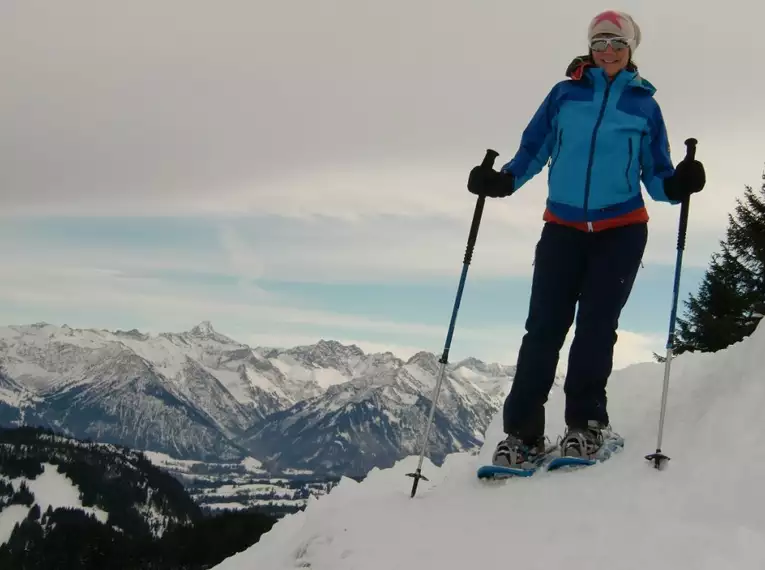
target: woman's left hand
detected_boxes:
[665,159,706,201]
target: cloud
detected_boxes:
[218,225,266,283]
[463,325,664,375]
[2,0,761,371]
[597,329,666,372]
[0,240,668,370]
[207,205,733,285]
[0,255,511,347]
[1,1,762,223]
[3,0,759,288]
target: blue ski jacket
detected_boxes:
[501,60,679,231]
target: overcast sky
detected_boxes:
[2,1,763,371]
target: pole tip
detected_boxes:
[406,470,429,498]
[645,451,670,470]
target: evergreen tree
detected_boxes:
[0,426,278,569]
[674,168,765,354]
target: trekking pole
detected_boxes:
[645,137,697,470]
[407,148,499,497]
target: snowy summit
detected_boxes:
[212,322,765,569]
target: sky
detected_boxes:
[1,0,763,373]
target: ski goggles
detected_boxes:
[589,36,630,51]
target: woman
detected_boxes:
[467,10,706,468]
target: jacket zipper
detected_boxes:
[583,80,612,232]
[625,138,633,194]
[550,129,563,172]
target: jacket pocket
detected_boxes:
[624,138,634,194]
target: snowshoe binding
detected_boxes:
[548,420,624,471]
[477,434,557,479]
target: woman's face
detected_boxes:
[590,33,630,77]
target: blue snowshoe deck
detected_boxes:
[477,434,624,479]
[546,455,596,470]
[545,433,624,471]
[476,464,538,479]
[476,445,559,480]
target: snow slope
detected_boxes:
[0,462,109,546]
[212,322,765,569]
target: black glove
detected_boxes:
[664,159,706,202]
[467,165,515,198]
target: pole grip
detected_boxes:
[463,149,498,265]
[684,137,697,161]
[677,199,690,251]
[480,148,499,169]
[676,138,696,252]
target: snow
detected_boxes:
[205,499,300,511]
[5,362,58,391]
[1,463,109,535]
[192,321,216,336]
[26,463,109,523]
[117,335,188,381]
[212,323,765,570]
[311,367,349,389]
[206,366,251,402]
[0,385,24,407]
[144,450,264,474]
[241,456,264,471]
[449,364,481,382]
[282,468,314,476]
[0,505,28,546]
[142,450,205,471]
[203,483,292,497]
[244,366,290,399]
[269,356,348,389]
[205,502,252,511]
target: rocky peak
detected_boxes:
[406,351,440,372]
[189,321,216,337]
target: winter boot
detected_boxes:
[492,433,550,470]
[560,420,623,461]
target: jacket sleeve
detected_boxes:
[640,100,679,204]
[500,83,561,191]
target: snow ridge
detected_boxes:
[212,322,765,569]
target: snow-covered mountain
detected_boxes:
[0,322,515,472]
[0,426,276,568]
[212,322,765,570]
[0,322,317,461]
[0,426,201,542]
[243,348,513,475]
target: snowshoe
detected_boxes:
[548,420,624,471]
[477,434,557,479]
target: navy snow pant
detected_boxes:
[503,221,648,443]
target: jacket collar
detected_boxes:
[565,55,656,94]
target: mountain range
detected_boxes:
[0,321,517,475]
